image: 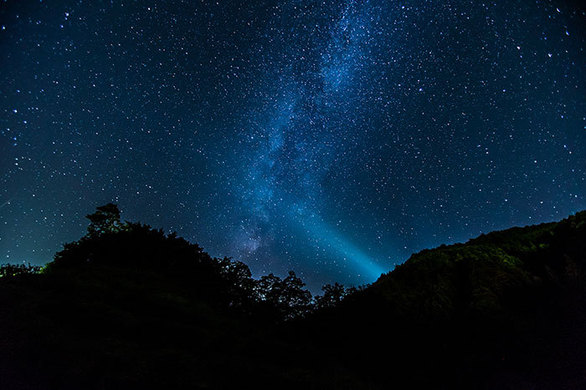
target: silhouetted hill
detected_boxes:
[293,210,586,389]
[1,208,585,389]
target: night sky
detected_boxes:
[1,0,584,291]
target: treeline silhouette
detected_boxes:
[1,205,585,389]
[43,203,355,321]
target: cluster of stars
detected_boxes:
[0,0,584,291]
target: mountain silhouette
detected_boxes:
[1,207,584,389]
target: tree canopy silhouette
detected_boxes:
[85,202,123,237]
[1,205,584,390]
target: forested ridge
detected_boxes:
[1,205,585,389]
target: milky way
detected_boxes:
[1,0,584,290]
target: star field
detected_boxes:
[1,0,584,291]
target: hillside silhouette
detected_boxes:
[1,205,585,389]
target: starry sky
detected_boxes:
[1,0,585,291]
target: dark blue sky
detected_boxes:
[1,0,584,291]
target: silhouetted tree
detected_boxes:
[86,203,123,237]
[218,257,256,308]
[316,282,347,309]
[219,258,253,288]
[281,271,312,317]
[256,273,283,303]
[256,271,312,320]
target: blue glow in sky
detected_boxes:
[0,0,584,291]
[293,206,387,280]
